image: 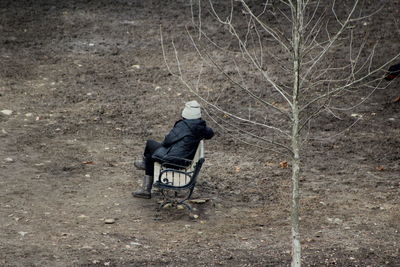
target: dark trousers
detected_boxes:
[143,139,162,176]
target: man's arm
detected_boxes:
[161,121,186,147]
[161,129,179,147]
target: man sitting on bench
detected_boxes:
[132,100,214,199]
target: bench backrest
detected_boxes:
[154,140,204,187]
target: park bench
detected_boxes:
[153,140,205,211]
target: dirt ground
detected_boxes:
[0,0,399,266]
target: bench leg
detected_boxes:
[177,201,192,212]
[158,189,193,212]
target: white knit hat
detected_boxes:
[182,100,201,119]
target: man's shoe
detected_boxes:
[132,190,151,199]
[132,175,153,199]
[134,160,145,170]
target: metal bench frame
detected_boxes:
[153,140,204,211]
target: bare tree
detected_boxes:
[161,0,400,266]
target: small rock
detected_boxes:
[1,110,13,115]
[104,218,115,224]
[388,118,395,121]
[25,113,33,117]
[78,214,88,219]
[131,65,140,69]
[4,157,14,163]
[351,113,362,118]
[189,214,199,219]
[315,231,322,237]
[163,203,172,208]
[333,218,343,224]
[129,241,141,246]
[189,198,209,204]
[18,231,28,237]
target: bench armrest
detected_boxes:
[160,160,192,170]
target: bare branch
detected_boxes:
[202,107,292,154]
[162,34,292,137]
[301,0,360,85]
[309,117,362,141]
[160,25,179,77]
[238,0,292,53]
[211,16,293,107]
[184,27,291,118]
[179,75,291,137]
[300,52,400,113]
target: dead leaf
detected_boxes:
[279,161,288,168]
[82,161,95,165]
[393,96,400,103]
[234,166,241,172]
[375,166,385,171]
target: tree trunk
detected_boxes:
[291,123,301,267]
[291,1,302,266]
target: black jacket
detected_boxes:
[152,119,214,166]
